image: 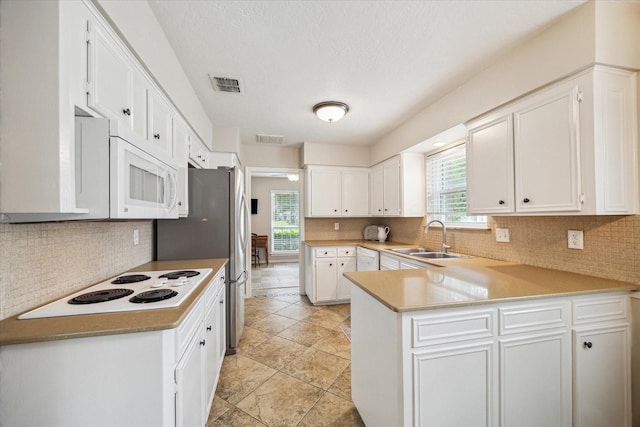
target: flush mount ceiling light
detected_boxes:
[313,101,349,123]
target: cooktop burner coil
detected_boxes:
[158,270,201,280]
[111,274,152,284]
[130,289,178,304]
[69,289,135,305]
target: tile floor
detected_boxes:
[250,262,300,291]
[207,285,364,426]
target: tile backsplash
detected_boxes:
[306,215,640,285]
[0,221,153,320]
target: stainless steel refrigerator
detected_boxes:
[156,167,248,354]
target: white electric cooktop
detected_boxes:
[19,268,212,320]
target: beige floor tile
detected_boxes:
[237,326,272,352]
[271,293,305,304]
[250,313,298,335]
[215,354,277,404]
[274,302,316,321]
[236,372,323,426]
[245,297,292,314]
[242,335,308,370]
[207,408,266,427]
[312,329,351,360]
[328,364,352,401]
[277,321,333,347]
[207,395,234,423]
[244,308,272,327]
[298,392,365,427]
[304,308,349,329]
[325,303,351,318]
[281,347,350,390]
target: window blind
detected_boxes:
[426,143,486,227]
[270,191,300,253]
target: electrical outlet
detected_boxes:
[495,228,510,243]
[568,230,583,250]
[334,222,339,231]
[133,229,139,245]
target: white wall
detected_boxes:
[212,126,241,153]
[94,0,213,148]
[241,144,301,169]
[302,142,371,167]
[371,0,627,163]
[250,177,299,235]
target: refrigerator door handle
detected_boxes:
[230,269,247,286]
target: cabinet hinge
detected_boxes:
[576,91,583,103]
[85,81,91,95]
[86,29,91,44]
[579,193,585,204]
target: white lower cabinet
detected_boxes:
[413,342,495,427]
[0,268,227,427]
[350,286,631,427]
[380,253,400,270]
[304,246,356,304]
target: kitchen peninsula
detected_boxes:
[345,256,637,427]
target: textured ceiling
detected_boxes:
[148,0,585,147]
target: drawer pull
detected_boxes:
[206,325,212,331]
[154,133,161,139]
[498,200,505,205]
[583,341,592,349]
[523,198,530,204]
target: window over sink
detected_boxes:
[426,143,487,228]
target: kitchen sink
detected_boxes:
[409,252,466,259]
[390,247,434,254]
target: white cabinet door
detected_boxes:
[87,22,133,129]
[175,332,205,427]
[573,324,631,427]
[513,83,581,213]
[382,159,400,216]
[499,331,571,427]
[413,342,495,427]
[314,259,337,302]
[204,303,217,408]
[310,169,341,216]
[369,166,384,216]
[173,120,190,216]
[379,253,399,270]
[336,257,356,300]
[466,112,514,214]
[148,92,174,159]
[216,288,226,368]
[341,170,369,216]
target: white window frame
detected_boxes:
[426,142,487,229]
[270,190,300,254]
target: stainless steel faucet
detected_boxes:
[425,219,451,253]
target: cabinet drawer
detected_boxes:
[315,248,337,258]
[176,298,204,357]
[499,301,570,335]
[337,246,356,257]
[572,295,628,325]
[412,309,495,347]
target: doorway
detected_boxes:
[245,167,305,298]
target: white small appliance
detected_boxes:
[18,269,211,319]
[109,137,178,219]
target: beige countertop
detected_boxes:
[0,259,228,346]
[304,239,639,312]
[345,258,639,312]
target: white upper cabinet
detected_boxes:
[189,133,210,169]
[341,169,369,216]
[148,90,174,160]
[173,119,190,216]
[466,66,638,216]
[306,166,369,217]
[369,153,425,217]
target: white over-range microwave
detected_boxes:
[109,135,178,219]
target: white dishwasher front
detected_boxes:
[356,247,379,271]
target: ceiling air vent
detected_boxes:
[209,75,243,93]
[256,134,284,145]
